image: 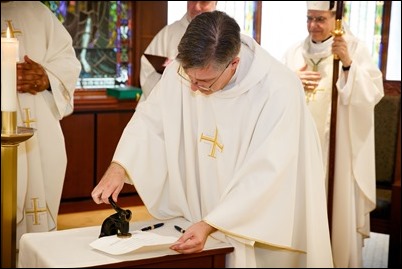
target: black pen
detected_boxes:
[174,225,185,234]
[141,222,164,231]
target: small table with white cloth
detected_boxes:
[18,217,233,268]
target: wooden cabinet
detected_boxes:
[59,91,143,213]
[96,112,133,185]
[58,2,168,213]
[132,1,167,86]
[60,113,95,199]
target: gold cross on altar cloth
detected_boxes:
[23,108,36,128]
[25,198,48,225]
[1,20,22,38]
[200,127,224,158]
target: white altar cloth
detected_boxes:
[18,217,231,268]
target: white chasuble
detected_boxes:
[283,32,384,267]
[114,35,333,267]
[1,1,81,247]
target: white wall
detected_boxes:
[260,2,308,61]
[168,1,187,24]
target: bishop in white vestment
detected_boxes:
[283,1,384,267]
[1,1,81,246]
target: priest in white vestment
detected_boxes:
[93,11,333,267]
[1,1,81,247]
[139,1,217,101]
[283,1,384,267]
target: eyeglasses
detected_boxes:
[177,61,231,92]
[307,16,328,24]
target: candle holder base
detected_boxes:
[2,126,35,145]
[2,125,34,268]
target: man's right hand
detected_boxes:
[17,55,50,94]
[297,64,321,92]
[91,162,127,204]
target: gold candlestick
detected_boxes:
[1,111,34,268]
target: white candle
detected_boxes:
[1,27,19,112]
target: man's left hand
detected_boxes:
[170,221,217,254]
[332,36,352,67]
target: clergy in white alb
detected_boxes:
[283,1,384,267]
[1,1,81,246]
[104,24,333,267]
[139,1,217,101]
[139,14,187,100]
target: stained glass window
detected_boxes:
[42,1,132,89]
[343,1,383,67]
[216,1,256,38]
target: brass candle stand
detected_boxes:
[1,111,34,268]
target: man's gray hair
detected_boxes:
[177,10,241,70]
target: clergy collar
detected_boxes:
[308,35,333,57]
[312,35,333,44]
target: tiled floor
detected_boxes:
[57,206,389,267]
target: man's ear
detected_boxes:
[230,56,240,70]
